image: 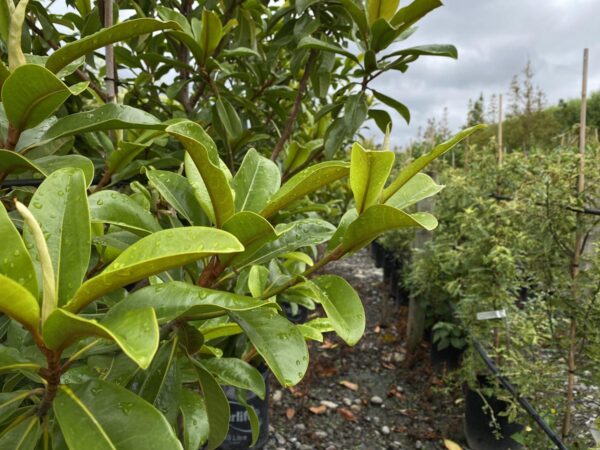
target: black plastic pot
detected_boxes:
[430,342,464,373]
[463,377,523,450]
[219,369,270,450]
[281,302,309,324]
[371,242,385,268]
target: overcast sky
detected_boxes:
[370,0,600,148]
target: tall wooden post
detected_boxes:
[104,0,116,103]
[563,47,588,438]
[497,94,503,167]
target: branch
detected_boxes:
[270,50,317,161]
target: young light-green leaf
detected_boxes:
[350,142,395,213]
[0,274,40,333]
[260,161,349,218]
[382,124,485,201]
[367,0,400,26]
[385,172,444,210]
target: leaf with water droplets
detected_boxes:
[231,309,308,387]
[0,274,40,334]
[54,380,183,450]
[305,275,365,346]
[180,388,209,450]
[89,190,160,236]
[43,307,159,369]
[65,227,243,313]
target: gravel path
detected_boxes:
[263,249,463,450]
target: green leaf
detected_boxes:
[382,124,485,201]
[220,212,280,268]
[248,265,269,297]
[24,167,90,307]
[0,0,14,43]
[231,308,308,387]
[0,59,9,89]
[232,149,281,213]
[327,208,358,252]
[341,204,437,253]
[8,0,28,70]
[0,414,40,450]
[0,202,37,296]
[167,121,235,227]
[65,227,243,313]
[390,0,442,30]
[54,380,183,450]
[0,344,40,373]
[1,64,85,131]
[43,307,158,369]
[367,0,400,25]
[214,98,242,144]
[89,190,161,236]
[147,170,206,225]
[203,358,266,399]
[350,142,395,213]
[236,218,335,268]
[0,274,40,333]
[297,36,358,62]
[180,389,209,450]
[308,275,365,345]
[107,281,270,324]
[368,109,392,134]
[199,9,223,62]
[260,161,349,218]
[372,90,410,124]
[340,0,369,37]
[383,44,458,60]
[46,19,181,74]
[192,361,230,450]
[323,118,348,159]
[344,93,368,134]
[385,172,444,210]
[25,104,163,151]
[139,339,181,424]
[0,151,93,186]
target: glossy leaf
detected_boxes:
[1,64,85,131]
[382,124,485,201]
[139,339,181,424]
[309,275,365,345]
[297,36,358,62]
[54,380,183,450]
[23,167,90,306]
[220,212,280,268]
[43,307,159,368]
[260,161,350,218]
[236,218,335,268]
[231,308,308,387]
[199,9,223,62]
[383,44,458,60]
[232,149,281,213]
[0,274,40,333]
[65,227,243,313]
[341,204,437,253]
[180,389,209,450]
[167,121,235,227]
[0,345,40,373]
[89,190,161,236]
[367,0,400,25]
[147,170,206,225]
[203,358,266,399]
[0,414,40,450]
[350,142,395,213]
[26,104,164,150]
[107,281,270,324]
[385,172,444,210]
[192,361,230,450]
[46,19,181,73]
[372,89,410,124]
[0,202,37,296]
[390,0,442,29]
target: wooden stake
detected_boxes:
[104,0,116,103]
[497,94,503,166]
[563,47,588,439]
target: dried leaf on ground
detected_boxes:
[444,439,463,450]
[286,407,295,420]
[338,407,358,422]
[339,380,359,391]
[309,405,327,415]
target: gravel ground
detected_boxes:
[263,249,464,450]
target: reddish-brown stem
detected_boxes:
[270,51,317,161]
[37,349,62,418]
[92,169,113,193]
[197,256,226,288]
